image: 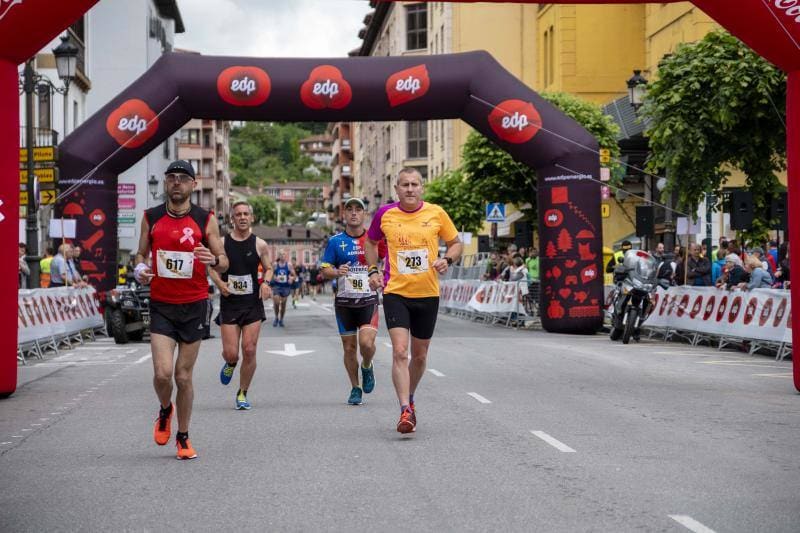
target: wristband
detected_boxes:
[445,257,454,266]
[368,267,380,277]
[134,262,149,282]
[211,255,219,267]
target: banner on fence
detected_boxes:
[441,279,529,315]
[18,287,104,345]
[642,286,791,345]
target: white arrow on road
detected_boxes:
[267,343,315,357]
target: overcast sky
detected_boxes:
[174,0,373,58]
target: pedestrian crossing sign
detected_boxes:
[486,203,506,223]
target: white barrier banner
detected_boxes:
[18,287,103,345]
[643,286,791,345]
[440,279,482,311]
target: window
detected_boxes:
[189,160,200,175]
[543,26,555,87]
[304,250,311,264]
[163,140,170,159]
[37,86,50,130]
[180,129,200,144]
[203,132,211,147]
[407,121,427,159]
[406,4,427,51]
[73,101,78,130]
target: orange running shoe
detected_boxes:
[175,434,197,460]
[396,407,416,434]
[153,403,173,446]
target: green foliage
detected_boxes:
[250,195,277,226]
[230,122,330,186]
[458,91,622,221]
[423,169,484,233]
[643,30,786,239]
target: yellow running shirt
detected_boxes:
[367,201,459,298]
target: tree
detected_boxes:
[643,30,786,239]
[422,169,484,234]
[250,195,277,226]
[458,91,622,222]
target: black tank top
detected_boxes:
[221,234,260,308]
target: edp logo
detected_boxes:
[395,76,422,94]
[313,79,340,97]
[230,76,257,95]
[118,115,148,134]
[501,111,529,131]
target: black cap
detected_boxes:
[165,160,195,179]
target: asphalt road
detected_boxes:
[1,294,798,532]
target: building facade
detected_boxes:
[177,118,231,219]
[329,122,354,222]
[250,225,326,267]
[85,0,185,257]
[299,134,334,168]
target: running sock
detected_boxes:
[176,431,189,442]
[237,389,247,400]
[361,362,373,369]
[400,404,410,413]
[226,361,237,368]
[409,394,414,405]
[160,403,172,416]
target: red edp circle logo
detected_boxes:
[386,64,430,107]
[301,65,352,110]
[716,295,729,322]
[217,66,271,106]
[105,99,159,148]
[727,296,743,323]
[702,295,716,321]
[759,298,774,327]
[774,298,787,328]
[743,297,758,325]
[488,99,542,144]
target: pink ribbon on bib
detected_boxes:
[180,227,195,245]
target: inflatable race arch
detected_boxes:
[1,0,799,395]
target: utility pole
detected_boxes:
[23,59,41,288]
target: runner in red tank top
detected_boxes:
[134,159,229,460]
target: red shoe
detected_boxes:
[397,407,416,434]
[175,435,197,460]
[153,403,172,446]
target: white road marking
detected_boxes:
[21,429,31,432]
[1,442,11,445]
[428,369,445,377]
[753,373,793,378]
[31,424,41,427]
[698,361,789,369]
[266,343,315,357]
[467,392,491,404]
[125,349,138,354]
[135,353,152,364]
[669,515,717,533]
[11,435,22,438]
[383,342,393,349]
[39,418,49,421]
[49,413,61,415]
[530,430,577,453]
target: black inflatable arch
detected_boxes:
[58,51,602,333]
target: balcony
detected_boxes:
[342,165,352,177]
[198,176,215,190]
[342,138,351,152]
[19,127,58,148]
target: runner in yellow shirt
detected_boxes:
[365,167,462,434]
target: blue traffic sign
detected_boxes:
[485,202,506,222]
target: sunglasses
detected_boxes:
[165,173,194,184]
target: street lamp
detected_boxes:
[148,175,161,201]
[362,197,370,212]
[373,190,383,207]
[626,70,648,111]
[53,34,79,136]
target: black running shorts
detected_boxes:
[382,294,439,340]
[149,299,210,344]
[335,304,379,336]
[220,302,266,327]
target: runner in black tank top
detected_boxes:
[209,201,273,410]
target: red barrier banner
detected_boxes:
[643,286,791,345]
[17,287,104,346]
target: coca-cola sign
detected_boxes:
[774,0,800,23]
[105,99,159,148]
[0,0,23,22]
[300,65,352,110]
[488,99,542,144]
[217,66,271,107]
[386,64,430,107]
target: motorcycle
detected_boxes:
[104,281,151,344]
[608,249,666,344]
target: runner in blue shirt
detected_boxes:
[269,252,296,327]
[321,198,386,405]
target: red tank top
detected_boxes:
[146,204,211,304]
